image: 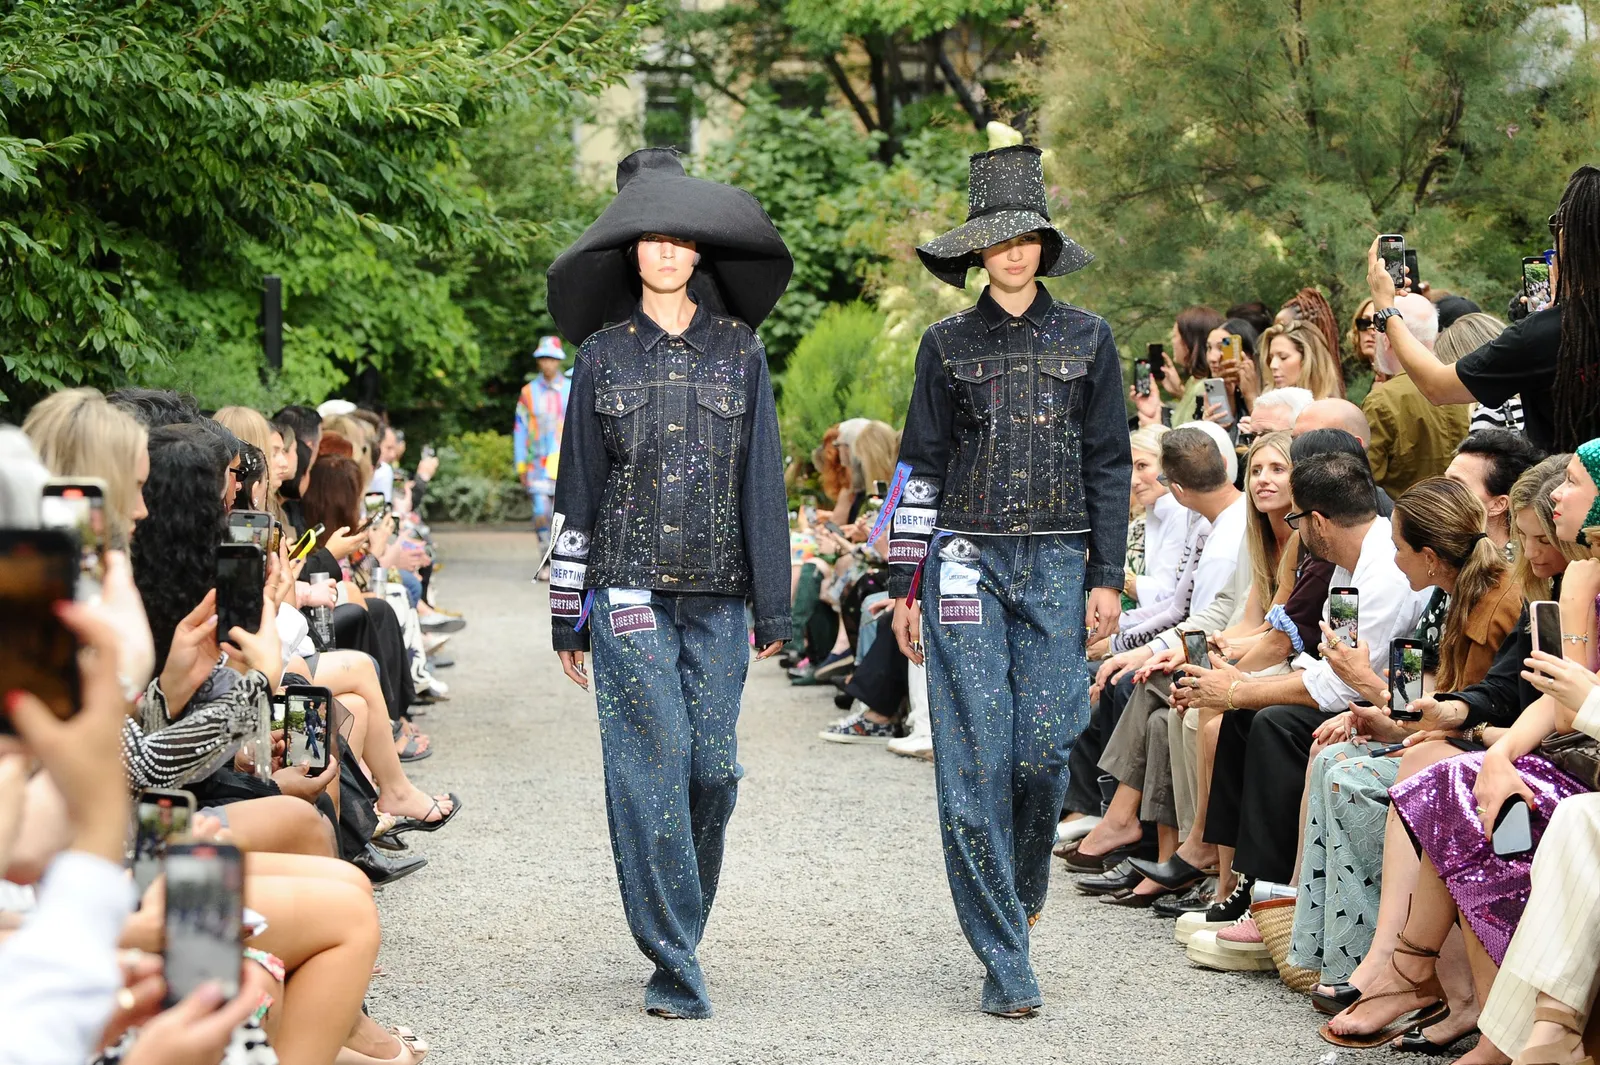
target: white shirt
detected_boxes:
[1148,495,1250,654]
[369,462,395,502]
[1295,516,1429,713]
[1136,492,1186,608]
[0,852,135,1065]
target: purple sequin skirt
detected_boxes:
[1390,750,1588,966]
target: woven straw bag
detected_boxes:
[1252,897,1318,994]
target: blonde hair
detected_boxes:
[1259,320,1343,401]
[1346,298,1376,367]
[322,414,374,488]
[22,388,147,549]
[1243,432,1293,603]
[1436,312,1508,366]
[850,421,899,489]
[1510,457,1586,601]
[1129,424,1169,458]
[1393,477,1509,690]
[214,405,280,518]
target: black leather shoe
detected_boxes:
[1101,886,1168,908]
[1152,879,1215,919]
[1075,859,1142,896]
[1311,983,1362,1016]
[1128,853,1209,891]
[1394,1026,1476,1054]
[1057,840,1141,875]
[352,843,428,886]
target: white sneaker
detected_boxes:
[1175,909,1234,946]
[1056,815,1101,844]
[887,733,934,762]
[423,675,449,697]
[1185,928,1276,972]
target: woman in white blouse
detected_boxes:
[1125,425,1184,609]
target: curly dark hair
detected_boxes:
[302,455,362,534]
[131,423,230,670]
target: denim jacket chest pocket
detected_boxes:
[596,385,649,460]
[948,359,1008,421]
[696,385,747,457]
[1035,355,1091,415]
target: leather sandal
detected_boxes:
[334,1026,429,1065]
[1312,982,1362,1015]
[1512,1005,1595,1065]
[1319,933,1450,1049]
[1127,854,1211,891]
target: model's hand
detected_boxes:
[893,598,924,666]
[754,641,783,661]
[558,650,589,690]
[1086,587,1121,645]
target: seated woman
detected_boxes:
[1321,449,1600,1055]
[1290,471,1544,1041]
[1123,425,1182,611]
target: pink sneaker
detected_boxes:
[1215,916,1270,959]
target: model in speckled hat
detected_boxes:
[916,145,1093,288]
[543,148,794,1022]
[887,142,1131,1017]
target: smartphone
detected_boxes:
[1390,638,1426,721]
[822,521,845,538]
[1523,256,1552,311]
[1181,629,1212,670]
[226,510,273,549]
[1145,342,1166,376]
[421,444,436,460]
[268,519,284,556]
[1377,234,1407,289]
[131,788,196,895]
[214,543,265,637]
[1531,600,1563,661]
[280,684,334,774]
[1492,796,1534,858]
[40,479,107,601]
[1203,377,1234,428]
[1218,334,1242,371]
[363,491,386,522]
[162,842,244,1006]
[290,523,324,562]
[1403,249,1421,291]
[0,530,81,731]
[1328,587,1359,648]
[1133,359,1152,397]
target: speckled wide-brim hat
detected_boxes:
[916,145,1092,289]
[547,148,793,345]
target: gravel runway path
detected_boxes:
[368,529,1351,1064]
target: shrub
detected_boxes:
[423,430,529,524]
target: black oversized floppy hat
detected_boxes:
[916,145,1093,288]
[546,148,794,345]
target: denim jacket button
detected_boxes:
[669,371,684,381]
[663,524,678,533]
[668,423,683,432]
[667,473,679,483]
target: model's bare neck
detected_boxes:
[641,288,696,335]
[987,280,1038,319]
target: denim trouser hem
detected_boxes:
[645,968,715,1019]
[981,978,1044,1015]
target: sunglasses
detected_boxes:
[1354,316,1376,332]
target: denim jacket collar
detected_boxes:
[630,300,713,354]
[975,282,1055,332]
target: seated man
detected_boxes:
[1065,426,1249,895]
[1171,451,1426,933]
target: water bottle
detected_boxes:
[309,571,336,646]
[369,563,388,600]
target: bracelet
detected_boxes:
[1226,679,1242,711]
[1467,723,1488,745]
[1564,633,1590,645]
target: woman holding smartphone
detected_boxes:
[544,148,792,1020]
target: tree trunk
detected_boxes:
[931,32,990,131]
[823,53,877,132]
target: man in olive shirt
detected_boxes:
[1362,293,1471,495]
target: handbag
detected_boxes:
[1539,729,1600,791]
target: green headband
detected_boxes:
[1578,438,1600,529]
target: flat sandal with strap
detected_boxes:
[1513,1005,1595,1065]
[1319,933,1451,1049]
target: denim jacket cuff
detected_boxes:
[1086,563,1123,591]
[753,619,789,649]
[552,626,590,654]
[886,570,915,599]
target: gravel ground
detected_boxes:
[368,529,1360,1064]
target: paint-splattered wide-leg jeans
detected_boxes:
[921,533,1089,1014]
[590,591,749,1019]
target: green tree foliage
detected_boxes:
[777,302,883,447]
[0,0,651,409]
[1032,0,1599,342]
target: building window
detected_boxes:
[643,73,695,153]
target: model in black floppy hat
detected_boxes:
[916,144,1093,288]
[545,147,794,345]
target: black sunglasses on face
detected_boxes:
[1354,317,1376,332]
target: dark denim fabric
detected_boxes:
[888,284,1130,596]
[919,532,1089,1014]
[550,302,791,652]
[589,590,749,1019]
